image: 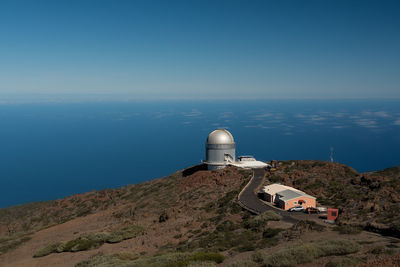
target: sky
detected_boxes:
[0,0,399,100]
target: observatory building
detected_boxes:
[203,129,268,170]
[204,129,236,170]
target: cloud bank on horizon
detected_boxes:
[0,0,399,101]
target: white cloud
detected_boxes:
[361,110,390,118]
[310,115,325,121]
[361,111,372,116]
[332,112,346,118]
[183,110,203,117]
[244,124,274,129]
[374,111,390,118]
[253,113,274,120]
[393,119,400,126]
[355,118,377,128]
[219,112,234,119]
[350,115,361,119]
[295,113,306,118]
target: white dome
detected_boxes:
[206,129,235,145]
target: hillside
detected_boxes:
[267,161,400,237]
[0,162,399,267]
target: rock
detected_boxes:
[159,211,169,223]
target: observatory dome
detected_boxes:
[206,129,235,145]
[204,129,236,170]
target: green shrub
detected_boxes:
[63,237,99,252]
[191,229,201,235]
[197,226,258,252]
[106,225,143,243]
[244,211,282,231]
[227,261,257,267]
[187,261,217,267]
[216,220,237,232]
[262,228,283,238]
[0,236,31,255]
[76,251,225,267]
[33,242,63,257]
[325,256,362,267]
[258,240,361,267]
[116,251,139,261]
[316,240,361,256]
[334,225,362,235]
[368,245,388,255]
[189,252,225,263]
[34,225,143,257]
[203,202,215,212]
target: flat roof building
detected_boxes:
[261,183,316,210]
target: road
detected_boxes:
[238,168,298,224]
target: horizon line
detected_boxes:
[0,93,400,104]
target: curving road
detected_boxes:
[238,168,298,224]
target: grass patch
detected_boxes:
[75,251,225,267]
[262,228,283,238]
[253,239,361,267]
[325,256,362,267]
[106,225,143,243]
[367,245,395,255]
[174,234,182,239]
[0,236,32,255]
[244,211,282,232]
[33,225,143,257]
[334,225,362,235]
[227,261,258,267]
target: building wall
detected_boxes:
[262,193,273,202]
[278,196,316,210]
[207,164,226,170]
[206,143,235,163]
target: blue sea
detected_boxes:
[1,100,399,208]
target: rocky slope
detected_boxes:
[0,162,399,267]
[267,161,400,237]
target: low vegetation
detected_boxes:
[252,239,361,267]
[75,251,225,267]
[334,225,362,235]
[34,225,143,257]
[243,211,282,231]
[177,216,283,253]
[0,234,31,255]
[325,256,362,267]
[270,161,400,238]
[2,163,400,267]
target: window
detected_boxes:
[294,201,297,204]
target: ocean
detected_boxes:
[1,100,399,208]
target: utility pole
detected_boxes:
[330,147,334,163]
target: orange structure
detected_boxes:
[327,208,339,221]
[262,183,317,210]
[275,190,316,210]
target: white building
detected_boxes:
[203,129,268,170]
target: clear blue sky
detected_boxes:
[0,0,399,100]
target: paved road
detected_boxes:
[238,168,298,224]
